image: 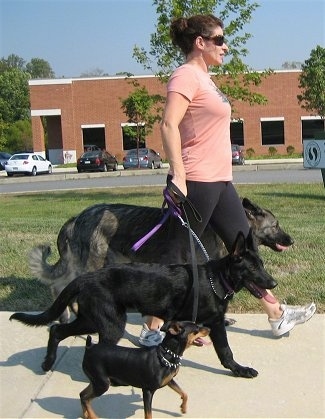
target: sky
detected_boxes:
[0,0,324,78]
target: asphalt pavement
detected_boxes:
[1,312,324,418]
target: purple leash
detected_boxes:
[131,188,182,252]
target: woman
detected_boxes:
[139,14,315,346]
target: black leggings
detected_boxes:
[163,179,250,262]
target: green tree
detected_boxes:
[4,119,33,152]
[80,68,110,77]
[0,54,25,73]
[0,54,55,152]
[282,61,302,70]
[297,45,325,119]
[0,120,9,150]
[133,0,272,105]
[0,69,30,123]
[26,58,55,79]
[121,79,164,167]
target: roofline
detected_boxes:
[28,69,302,86]
[28,74,157,86]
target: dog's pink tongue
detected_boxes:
[276,243,288,251]
[195,337,212,346]
[263,293,278,304]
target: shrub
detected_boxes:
[246,148,255,158]
[286,145,295,155]
[268,146,277,156]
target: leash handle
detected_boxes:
[166,180,202,223]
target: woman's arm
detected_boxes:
[160,91,190,196]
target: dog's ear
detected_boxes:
[164,321,182,335]
[232,231,246,256]
[161,321,179,333]
[232,229,257,256]
[245,228,258,251]
[244,207,254,221]
[242,197,264,217]
[242,198,255,220]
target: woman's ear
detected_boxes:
[195,35,206,51]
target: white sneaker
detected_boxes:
[269,302,316,336]
[138,323,166,347]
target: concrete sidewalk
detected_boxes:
[1,312,324,418]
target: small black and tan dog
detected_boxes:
[80,321,210,419]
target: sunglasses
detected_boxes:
[202,35,225,46]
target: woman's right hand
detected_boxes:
[169,175,187,203]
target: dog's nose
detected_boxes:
[268,279,278,289]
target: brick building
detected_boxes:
[29,70,323,164]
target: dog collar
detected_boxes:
[158,346,183,369]
[208,271,235,301]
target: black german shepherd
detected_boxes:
[11,231,277,378]
[29,198,293,322]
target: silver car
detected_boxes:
[123,148,163,169]
[0,152,12,170]
[5,153,53,176]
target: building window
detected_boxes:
[81,125,105,150]
[230,119,244,146]
[261,118,285,145]
[301,117,324,141]
[121,123,146,150]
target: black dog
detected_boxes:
[11,230,277,378]
[80,321,210,419]
[29,198,293,322]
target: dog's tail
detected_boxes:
[29,216,77,286]
[9,275,81,327]
[29,244,63,284]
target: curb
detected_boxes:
[0,160,305,184]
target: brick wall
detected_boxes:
[29,71,317,164]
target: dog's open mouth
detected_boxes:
[275,243,289,251]
[193,337,211,346]
[244,281,268,299]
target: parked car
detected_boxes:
[5,153,52,176]
[83,144,102,152]
[77,150,118,173]
[0,152,12,170]
[123,148,163,170]
[231,144,245,165]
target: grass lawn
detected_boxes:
[0,183,324,313]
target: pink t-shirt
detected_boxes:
[167,64,233,182]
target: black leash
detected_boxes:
[131,180,208,322]
[165,180,201,322]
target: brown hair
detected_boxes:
[170,14,224,55]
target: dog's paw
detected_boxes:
[224,317,236,326]
[42,355,56,372]
[232,365,258,378]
